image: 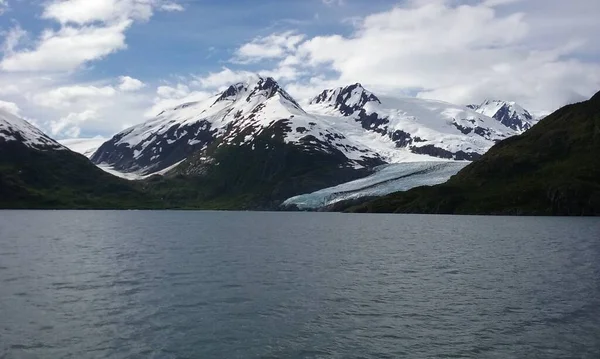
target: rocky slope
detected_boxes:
[308,84,517,161]
[92,76,385,177]
[350,91,600,216]
[0,109,65,151]
[468,99,537,132]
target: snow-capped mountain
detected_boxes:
[308,84,517,161]
[93,78,522,182]
[0,108,65,151]
[92,76,385,175]
[468,100,536,132]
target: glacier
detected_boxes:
[282,161,469,210]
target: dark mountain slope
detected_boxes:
[349,91,600,215]
[0,141,157,209]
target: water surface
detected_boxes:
[1,211,599,358]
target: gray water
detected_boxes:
[0,211,599,359]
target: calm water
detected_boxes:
[0,211,599,359]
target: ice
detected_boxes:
[283,161,469,210]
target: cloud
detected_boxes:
[233,31,305,64]
[160,2,184,12]
[1,21,131,72]
[2,0,184,72]
[246,0,600,114]
[2,25,27,55]
[322,0,345,6]
[33,85,117,109]
[146,84,211,117]
[0,0,8,15]
[0,100,20,115]
[41,0,181,25]
[1,0,599,139]
[118,76,145,91]
[49,109,99,137]
[192,67,255,89]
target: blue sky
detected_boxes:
[0,0,599,138]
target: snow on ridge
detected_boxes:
[307,89,518,161]
[93,77,530,177]
[470,99,536,132]
[0,108,65,151]
[99,76,386,174]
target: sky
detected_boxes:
[0,0,599,139]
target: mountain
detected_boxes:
[92,76,384,177]
[93,76,394,208]
[90,77,524,208]
[0,109,155,209]
[349,91,600,215]
[468,100,536,132]
[308,84,517,161]
[1,109,64,150]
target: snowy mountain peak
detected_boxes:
[311,83,381,115]
[0,108,64,151]
[214,75,302,110]
[469,99,536,133]
[92,77,388,175]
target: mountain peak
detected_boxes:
[214,75,301,109]
[310,83,381,115]
[0,108,64,151]
[470,99,535,133]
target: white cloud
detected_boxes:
[1,25,26,54]
[1,21,131,72]
[483,0,523,7]
[0,99,20,115]
[147,84,210,117]
[2,0,184,72]
[160,2,184,12]
[0,0,8,15]
[118,76,145,91]
[1,0,599,139]
[41,0,181,25]
[49,109,99,137]
[33,85,116,109]
[234,31,305,64]
[322,0,345,6]
[192,67,255,89]
[259,0,600,113]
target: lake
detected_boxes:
[1,211,599,358]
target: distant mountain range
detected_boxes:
[90,76,527,179]
[4,75,592,215]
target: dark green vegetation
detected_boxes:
[0,142,159,209]
[350,91,600,215]
[146,133,371,210]
[0,134,369,210]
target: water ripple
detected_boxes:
[0,211,599,359]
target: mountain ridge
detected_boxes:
[348,91,600,215]
[469,99,537,132]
